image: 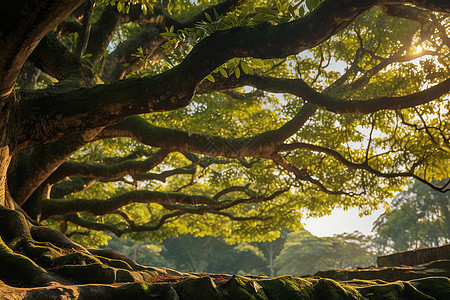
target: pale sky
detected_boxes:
[302,207,386,237]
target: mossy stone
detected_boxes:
[409,277,450,300]
[357,281,434,300]
[115,268,144,282]
[314,278,364,300]
[176,276,220,300]
[54,251,101,267]
[258,275,316,300]
[111,282,179,300]
[56,262,116,284]
[221,275,268,300]
[97,255,134,270]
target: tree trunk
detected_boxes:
[0,96,16,210]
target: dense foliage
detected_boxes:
[11,0,448,247]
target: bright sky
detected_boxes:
[302,207,387,237]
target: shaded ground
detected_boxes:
[1,208,448,299]
[1,273,449,299]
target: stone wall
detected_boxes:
[377,244,450,267]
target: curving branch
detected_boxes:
[48,149,170,184]
[198,73,450,115]
[64,211,184,236]
[41,190,220,219]
[74,0,94,59]
[277,142,449,192]
[97,103,315,159]
[50,176,96,199]
[41,186,287,220]
[380,3,450,47]
[101,25,163,82]
[132,165,196,182]
[271,154,353,196]
[9,128,103,206]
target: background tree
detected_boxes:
[273,230,376,276]
[373,179,450,252]
[0,0,449,289]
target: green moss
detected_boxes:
[109,282,179,300]
[409,277,450,300]
[21,240,63,267]
[314,278,364,300]
[115,269,144,282]
[56,262,116,284]
[258,275,316,300]
[176,276,220,300]
[357,281,434,300]
[0,236,50,286]
[221,275,268,300]
[96,255,133,270]
[54,251,101,267]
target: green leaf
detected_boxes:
[117,2,123,12]
[160,32,178,38]
[218,67,228,78]
[213,8,219,19]
[235,67,241,78]
[306,0,321,11]
[298,6,305,16]
[141,3,147,16]
[240,61,254,75]
[205,74,215,82]
[288,4,296,18]
[162,52,174,66]
[204,12,212,22]
[255,7,278,17]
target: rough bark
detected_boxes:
[0,0,84,97]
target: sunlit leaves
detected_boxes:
[102,0,156,14]
[56,1,450,247]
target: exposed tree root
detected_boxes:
[0,207,170,288]
[1,207,448,299]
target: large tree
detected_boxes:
[0,0,449,290]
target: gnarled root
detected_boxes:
[0,207,165,288]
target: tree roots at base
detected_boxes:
[0,208,448,299]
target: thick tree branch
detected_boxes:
[9,128,103,206]
[64,211,184,236]
[17,0,380,151]
[41,190,218,219]
[49,149,170,184]
[91,0,244,78]
[0,0,84,97]
[74,0,94,59]
[28,33,97,85]
[198,74,450,114]
[97,103,314,159]
[50,177,96,199]
[132,165,196,182]
[41,186,286,220]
